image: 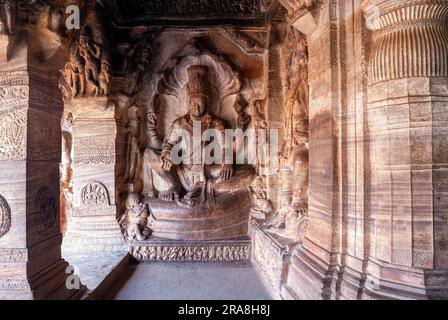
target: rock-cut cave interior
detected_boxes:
[0,0,448,301]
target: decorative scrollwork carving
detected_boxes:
[0,107,26,161]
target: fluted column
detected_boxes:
[362,0,448,299]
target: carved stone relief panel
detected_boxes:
[81,182,110,206]
[256,24,309,245]
[60,3,111,101]
[0,106,26,161]
[73,182,113,217]
[0,194,11,239]
[131,243,251,262]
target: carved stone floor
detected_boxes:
[107,261,272,300]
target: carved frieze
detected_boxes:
[0,248,27,262]
[131,244,251,262]
[0,85,28,109]
[0,194,11,239]
[0,70,28,87]
[0,280,30,290]
[113,0,273,21]
[74,124,116,165]
[0,107,26,161]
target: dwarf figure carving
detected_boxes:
[119,193,151,241]
[248,176,274,219]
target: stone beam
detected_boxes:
[279,0,318,35]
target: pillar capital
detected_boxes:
[362,0,448,83]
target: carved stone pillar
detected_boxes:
[362,0,448,299]
[62,98,126,253]
[0,33,85,299]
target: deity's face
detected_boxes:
[188,94,208,118]
[126,194,140,210]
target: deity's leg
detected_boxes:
[143,148,179,201]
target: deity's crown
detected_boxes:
[186,65,210,97]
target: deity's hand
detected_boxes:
[220,164,234,182]
[237,113,251,130]
[146,113,157,129]
[161,155,173,171]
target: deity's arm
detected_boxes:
[146,113,162,149]
[161,121,181,160]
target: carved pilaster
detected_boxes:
[62,97,126,254]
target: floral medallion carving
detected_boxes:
[33,187,57,236]
[81,182,110,206]
[0,194,11,239]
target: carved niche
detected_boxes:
[128,41,260,241]
[0,194,11,239]
[33,186,57,237]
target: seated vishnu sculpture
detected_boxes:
[143,66,254,210]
